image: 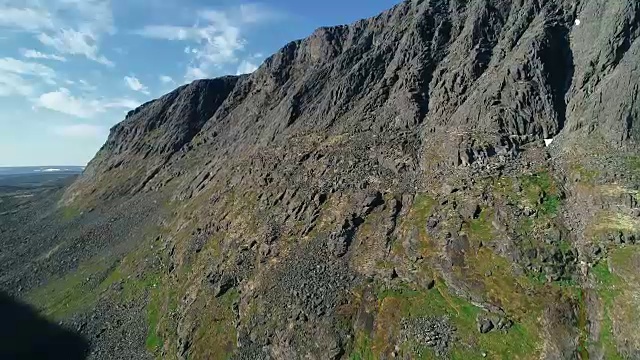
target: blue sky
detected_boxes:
[0,0,400,166]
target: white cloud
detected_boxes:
[78,79,96,91]
[104,98,140,109]
[20,49,67,62]
[60,0,114,33]
[135,4,281,80]
[238,3,284,24]
[236,60,258,75]
[160,75,174,84]
[0,57,56,96]
[0,7,54,31]
[135,25,198,41]
[185,66,208,81]
[0,0,114,65]
[0,72,34,96]
[36,88,101,118]
[0,57,56,80]
[124,75,149,95]
[35,87,140,118]
[52,124,106,138]
[137,17,244,77]
[38,29,113,66]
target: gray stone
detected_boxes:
[478,318,494,334]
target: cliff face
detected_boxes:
[65,77,240,203]
[3,0,640,359]
[68,0,639,203]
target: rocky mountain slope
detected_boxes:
[2,0,640,359]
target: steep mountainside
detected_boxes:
[2,0,640,359]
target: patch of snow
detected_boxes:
[544,138,554,147]
[575,19,581,26]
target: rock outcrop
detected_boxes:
[2,0,639,359]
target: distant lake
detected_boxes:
[0,166,85,176]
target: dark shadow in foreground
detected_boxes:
[0,291,89,360]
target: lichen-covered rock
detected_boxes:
[2,0,640,359]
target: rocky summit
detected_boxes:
[1,0,640,359]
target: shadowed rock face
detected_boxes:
[0,292,89,360]
[3,0,640,359]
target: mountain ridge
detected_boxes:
[2,0,640,359]
[66,0,639,206]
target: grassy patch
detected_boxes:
[147,276,185,360]
[494,176,518,203]
[391,193,436,258]
[592,262,618,297]
[570,163,599,183]
[31,223,169,352]
[101,263,163,302]
[540,195,560,215]
[592,261,624,359]
[626,156,640,174]
[557,239,572,253]
[350,332,375,360]
[599,184,640,204]
[463,206,542,315]
[360,177,579,358]
[592,246,640,358]
[526,272,547,285]
[495,172,562,218]
[593,212,640,233]
[27,257,116,319]
[515,217,534,238]
[574,289,590,360]
[368,280,540,359]
[146,288,163,352]
[522,172,553,194]
[468,208,494,243]
[521,172,561,216]
[187,288,239,360]
[411,193,437,227]
[493,173,575,284]
[59,205,81,221]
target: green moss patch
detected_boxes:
[188,289,239,360]
[468,208,494,243]
[521,172,561,216]
[59,205,82,221]
[411,194,437,226]
[570,163,600,184]
[592,261,624,359]
[364,280,540,359]
[146,288,164,352]
[626,156,640,174]
[391,193,437,258]
[28,223,171,357]
[592,246,640,358]
[27,257,117,319]
[350,331,375,360]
